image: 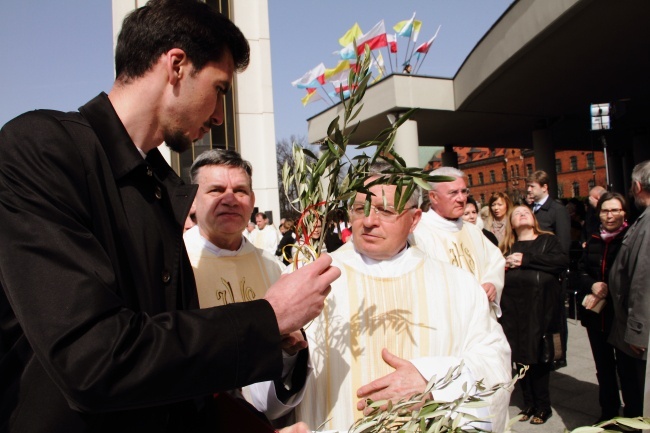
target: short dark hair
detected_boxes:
[190,149,253,186]
[526,170,549,187]
[255,212,268,220]
[596,192,628,215]
[466,197,479,213]
[115,0,250,81]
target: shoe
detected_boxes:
[518,407,535,422]
[530,409,552,424]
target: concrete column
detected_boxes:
[393,118,419,167]
[441,145,459,168]
[532,129,559,198]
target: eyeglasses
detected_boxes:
[349,203,416,222]
[599,209,623,216]
[444,188,470,198]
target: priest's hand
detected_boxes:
[265,253,340,335]
[281,330,308,356]
[356,348,427,415]
[481,282,497,302]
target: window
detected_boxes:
[480,193,485,204]
[558,184,564,198]
[586,153,595,169]
[570,156,578,171]
[467,174,473,186]
[572,181,580,197]
[489,170,496,183]
[478,172,484,185]
[588,179,595,189]
[526,164,533,176]
[515,165,520,177]
[556,159,562,173]
[502,168,507,181]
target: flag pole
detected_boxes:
[320,87,336,105]
[414,25,441,74]
[370,51,387,78]
[385,47,394,75]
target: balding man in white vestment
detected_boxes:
[296,163,512,432]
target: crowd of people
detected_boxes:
[0,1,648,432]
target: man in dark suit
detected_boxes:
[526,170,571,253]
[0,1,338,432]
[526,170,572,368]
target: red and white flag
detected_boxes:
[356,20,388,55]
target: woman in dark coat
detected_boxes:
[578,192,630,421]
[275,219,297,265]
[499,205,569,425]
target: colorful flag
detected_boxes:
[338,23,362,47]
[291,63,326,88]
[356,20,388,55]
[334,43,356,60]
[326,69,349,85]
[416,25,441,54]
[301,88,323,106]
[393,13,423,41]
[329,89,351,100]
[324,60,351,80]
[387,33,398,53]
[331,79,348,93]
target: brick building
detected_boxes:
[426,148,606,206]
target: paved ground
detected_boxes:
[507,319,603,433]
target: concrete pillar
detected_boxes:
[393,118,419,167]
[532,129,559,198]
[441,145,459,168]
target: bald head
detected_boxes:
[588,185,606,208]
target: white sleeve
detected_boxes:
[246,351,313,420]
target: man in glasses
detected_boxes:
[295,162,511,433]
[412,167,506,315]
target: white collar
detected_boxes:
[424,209,464,232]
[185,225,246,257]
[534,195,549,207]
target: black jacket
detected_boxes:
[577,227,628,332]
[0,94,282,432]
[499,234,568,364]
[534,197,571,253]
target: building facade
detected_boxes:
[426,147,607,207]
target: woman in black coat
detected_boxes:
[578,192,630,421]
[499,205,569,425]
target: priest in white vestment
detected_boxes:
[184,149,311,423]
[411,166,506,315]
[296,164,512,432]
[253,212,281,255]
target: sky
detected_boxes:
[0,1,512,146]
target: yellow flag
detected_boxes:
[338,23,362,47]
[324,60,351,80]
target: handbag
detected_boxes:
[539,332,563,364]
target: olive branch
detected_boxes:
[281,45,451,265]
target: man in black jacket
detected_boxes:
[526,170,571,253]
[526,170,571,369]
[0,1,338,432]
